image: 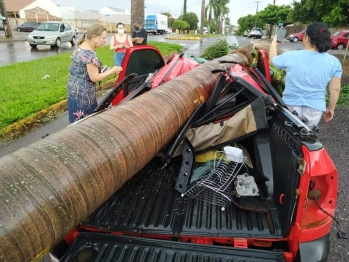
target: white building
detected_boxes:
[98,6,130,15]
[4,0,62,21]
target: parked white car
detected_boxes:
[165,28,172,34]
[248,27,263,39]
[27,21,76,48]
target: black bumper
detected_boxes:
[60,232,287,262]
[297,233,330,262]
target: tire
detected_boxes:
[292,37,299,43]
[337,43,345,50]
[70,36,76,46]
[30,44,37,48]
[17,28,21,32]
[55,38,61,48]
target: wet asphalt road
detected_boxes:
[0,32,240,66]
[0,31,345,66]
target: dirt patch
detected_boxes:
[317,107,349,261]
[334,54,349,85]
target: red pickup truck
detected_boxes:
[46,45,339,262]
[0,45,338,262]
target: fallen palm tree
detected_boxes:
[0,48,252,262]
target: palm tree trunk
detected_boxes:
[0,51,249,262]
[131,0,145,26]
[200,0,205,34]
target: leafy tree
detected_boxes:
[225,16,230,26]
[204,19,217,33]
[179,12,199,30]
[236,14,256,35]
[162,12,175,28]
[169,17,176,28]
[172,19,190,33]
[290,0,349,27]
[258,4,292,37]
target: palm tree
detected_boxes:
[214,0,229,34]
[205,0,217,34]
[131,0,145,26]
[200,0,205,34]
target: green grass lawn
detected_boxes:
[0,41,182,130]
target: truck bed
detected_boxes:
[83,158,282,238]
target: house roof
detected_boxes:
[4,0,36,12]
[106,6,125,13]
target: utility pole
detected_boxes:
[0,0,12,37]
[254,1,262,27]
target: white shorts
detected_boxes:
[286,105,323,128]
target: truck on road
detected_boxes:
[144,14,168,35]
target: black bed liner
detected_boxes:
[83,158,282,238]
[60,232,286,262]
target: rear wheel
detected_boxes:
[55,38,61,48]
[292,37,299,43]
[70,36,76,46]
[337,43,345,50]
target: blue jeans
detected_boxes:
[114,52,126,66]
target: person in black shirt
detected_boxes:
[131,22,147,45]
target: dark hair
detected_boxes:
[116,22,124,28]
[305,22,331,53]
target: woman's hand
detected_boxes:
[323,108,334,122]
[110,66,123,74]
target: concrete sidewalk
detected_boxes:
[0,30,28,42]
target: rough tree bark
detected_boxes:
[0,52,251,262]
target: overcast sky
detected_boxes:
[53,0,295,25]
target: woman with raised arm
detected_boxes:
[269,22,342,129]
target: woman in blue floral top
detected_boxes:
[67,24,123,123]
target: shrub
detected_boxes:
[200,39,239,60]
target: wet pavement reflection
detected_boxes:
[0,33,242,66]
[0,40,74,66]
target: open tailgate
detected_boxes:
[60,232,286,262]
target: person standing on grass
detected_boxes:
[110,22,133,66]
[269,22,342,129]
[131,22,147,45]
[67,23,123,123]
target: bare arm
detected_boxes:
[128,35,133,47]
[323,77,341,122]
[269,35,278,65]
[132,37,144,44]
[86,64,123,83]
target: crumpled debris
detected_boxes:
[41,75,50,79]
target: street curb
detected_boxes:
[0,37,27,42]
[0,52,176,142]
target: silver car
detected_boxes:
[27,21,76,48]
[248,27,263,39]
